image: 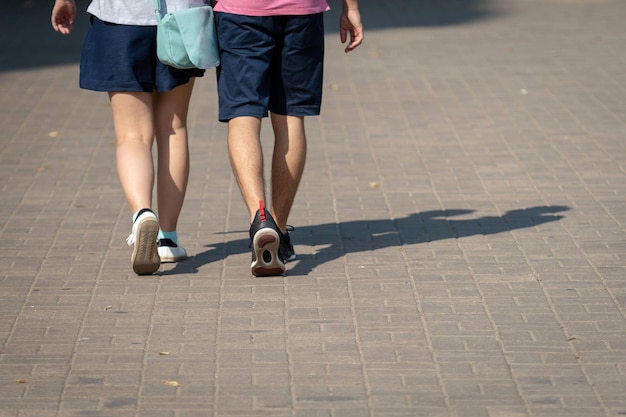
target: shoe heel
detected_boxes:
[132,217,160,275]
[251,228,284,277]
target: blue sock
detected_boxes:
[158,230,178,244]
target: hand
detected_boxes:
[51,0,77,35]
[340,7,363,53]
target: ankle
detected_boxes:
[158,230,178,245]
[132,208,155,223]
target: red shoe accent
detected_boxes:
[259,200,266,222]
[257,233,277,248]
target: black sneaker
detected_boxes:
[279,225,296,263]
[249,203,285,277]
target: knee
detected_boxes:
[116,131,154,147]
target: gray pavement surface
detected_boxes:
[1,0,626,416]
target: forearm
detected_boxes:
[342,0,359,11]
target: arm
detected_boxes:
[339,0,363,53]
[51,0,77,35]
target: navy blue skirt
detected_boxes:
[80,16,204,93]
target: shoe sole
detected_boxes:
[251,227,285,277]
[159,256,187,263]
[158,251,187,263]
[131,217,160,275]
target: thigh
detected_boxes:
[153,80,195,134]
[109,92,155,143]
[269,14,325,117]
[215,12,276,122]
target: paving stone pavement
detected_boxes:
[1,0,626,416]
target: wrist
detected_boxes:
[342,0,359,10]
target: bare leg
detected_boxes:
[227,116,265,220]
[270,113,307,232]
[109,92,155,214]
[153,80,195,232]
[109,92,160,274]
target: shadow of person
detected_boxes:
[163,205,569,276]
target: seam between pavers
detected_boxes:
[2,108,120,415]
[402,102,463,417]
[470,122,611,414]
[212,174,237,417]
[56,176,128,415]
[489,89,626,324]
[136,264,166,415]
[319,111,376,416]
[283,273,295,416]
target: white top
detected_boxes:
[87,0,207,26]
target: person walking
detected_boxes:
[51,0,205,275]
[213,0,364,277]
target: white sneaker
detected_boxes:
[126,209,160,275]
[157,239,188,263]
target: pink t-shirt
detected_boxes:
[213,0,330,16]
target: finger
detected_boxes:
[51,15,60,31]
[345,29,363,52]
[344,32,357,52]
[53,20,72,35]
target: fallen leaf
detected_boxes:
[48,131,59,137]
[158,351,170,355]
[162,380,181,387]
[368,182,379,189]
[15,379,26,384]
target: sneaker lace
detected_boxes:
[126,233,135,246]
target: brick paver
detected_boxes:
[1,0,625,416]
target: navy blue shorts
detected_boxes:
[79,16,204,93]
[215,12,325,122]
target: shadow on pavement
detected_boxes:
[1,0,500,72]
[0,0,90,71]
[326,0,498,30]
[164,205,570,276]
